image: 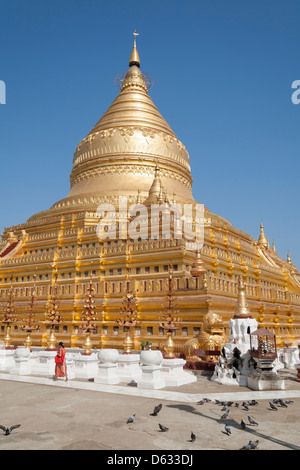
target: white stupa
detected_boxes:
[212,278,258,386]
[224,278,258,357]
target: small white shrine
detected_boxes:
[211,279,258,386]
[211,279,293,390]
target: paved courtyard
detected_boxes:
[0,369,299,452]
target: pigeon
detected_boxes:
[215,400,225,405]
[273,399,279,403]
[190,431,196,442]
[235,402,240,407]
[242,402,249,411]
[240,419,246,430]
[248,400,258,406]
[269,402,278,411]
[128,379,137,387]
[150,404,162,416]
[221,405,229,411]
[198,398,211,404]
[0,425,21,435]
[226,401,234,407]
[278,399,288,408]
[159,423,169,432]
[250,439,259,449]
[197,399,206,405]
[240,442,252,450]
[127,413,136,423]
[248,416,258,426]
[221,409,230,419]
[224,422,231,435]
[285,400,294,404]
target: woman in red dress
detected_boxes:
[54,342,68,381]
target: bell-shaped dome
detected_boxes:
[65,39,194,207]
[28,36,195,222]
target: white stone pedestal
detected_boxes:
[137,365,166,389]
[117,354,142,383]
[247,371,285,391]
[34,350,56,376]
[73,353,98,379]
[161,358,197,386]
[0,348,16,372]
[10,347,31,375]
[247,356,285,390]
[94,363,120,384]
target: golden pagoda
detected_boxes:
[0,32,299,351]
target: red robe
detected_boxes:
[55,347,67,379]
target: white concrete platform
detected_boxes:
[1,372,300,404]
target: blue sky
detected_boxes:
[0,0,299,268]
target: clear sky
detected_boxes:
[0,0,299,268]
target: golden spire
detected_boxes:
[258,220,268,249]
[235,277,251,317]
[121,35,147,94]
[145,165,167,204]
[129,29,140,68]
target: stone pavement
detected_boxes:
[0,369,299,451]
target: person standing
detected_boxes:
[54,342,68,381]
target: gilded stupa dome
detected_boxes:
[27,34,194,223]
[27,34,195,223]
[67,49,193,202]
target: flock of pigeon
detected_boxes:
[200,396,294,449]
[0,396,294,450]
[126,397,294,450]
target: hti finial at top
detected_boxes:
[133,29,139,45]
[129,29,141,68]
